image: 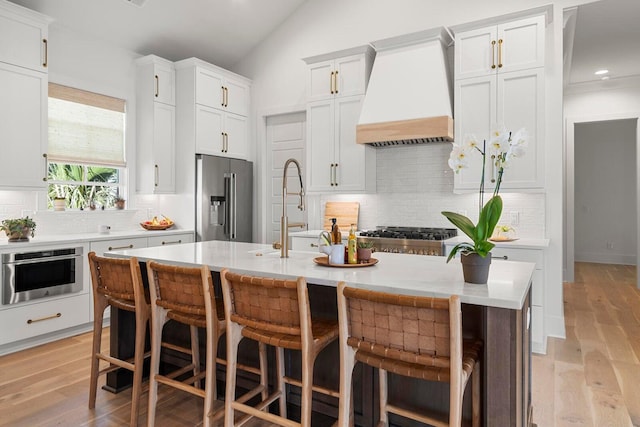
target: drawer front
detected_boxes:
[90,238,148,255]
[148,233,194,248]
[491,247,543,269]
[0,292,90,345]
[291,236,319,251]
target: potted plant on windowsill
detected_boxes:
[442,127,528,284]
[0,216,37,242]
[114,197,125,210]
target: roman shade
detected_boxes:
[48,83,126,167]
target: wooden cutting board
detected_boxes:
[323,202,359,231]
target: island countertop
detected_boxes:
[106,240,534,310]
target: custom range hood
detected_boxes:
[357,27,454,147]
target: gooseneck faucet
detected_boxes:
[280,158,306,258]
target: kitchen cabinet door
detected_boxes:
[0,2,50,73]
[453,69,544,192]
[147,232,194,247]
[306,96,375,193]
[305,47,374,102]
[195,104,224,155]
[195,66,249,117]
[0,62,47,189]
[306,99,335,192]
[224,112,248,160]
[153,61,175,106]
[152,102,176,193]
[455,15,545,80]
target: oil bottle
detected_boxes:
[347,224,357,264]
[330,218,341,244]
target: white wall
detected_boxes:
[574,119,637,264]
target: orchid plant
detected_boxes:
[442,126,528,262]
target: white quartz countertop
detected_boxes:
[106,240,534,310]
[0,228,194,249]
[444,236,550,249]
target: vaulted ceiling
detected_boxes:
[7,0,640,85]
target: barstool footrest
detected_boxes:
[386,400,448,426]
[216,357,262,376]
[231,392,298,427]
[283,375,341,398]
[155,372,207,398]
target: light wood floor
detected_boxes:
[1,262,638,426]
[532,262,640,427]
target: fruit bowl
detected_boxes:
[140,222,174,230]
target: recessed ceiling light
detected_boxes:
[595,69,609,75]
[601,76,610,80]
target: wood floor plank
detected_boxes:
[599,324,639,364]
[581,340,622,393]
[554,325,584,365]
[554,361,594,426]
[612,361,640,427]
[589,388,633,427]
[531,352,555,427]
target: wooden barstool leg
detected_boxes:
[472,361,481,427]
[129,309,147,426]
[88,297,108,409]
[337,345,356,427]
[190,325,201,389]
[378,369,389,427]
[275,346,286,418]
[259,342,269,402]
[300,353,316,426]
[224,322,243,427]
[147,309,168,427]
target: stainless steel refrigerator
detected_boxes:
[196,154,253,242]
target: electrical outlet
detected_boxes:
[510,211,520,226]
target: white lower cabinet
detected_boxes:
[147,232,194,247]
[0,292,90,347]
[487,246,546,354]
[89,237,148,256]
[291,235,347,251]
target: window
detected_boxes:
[47,83,126,209]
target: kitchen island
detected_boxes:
[107,240,535,426]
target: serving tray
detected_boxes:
[313,256,378,268]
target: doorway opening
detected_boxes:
[565,116,640,288]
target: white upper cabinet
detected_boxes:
[0,1,50,190]
[176,58,251,161]
[304,46,375,102]
[135,55,176,194]
[304,46,376,193]
[0,1,51,73]
[455,15,545,80]
[453,13,546,192]
[195,66,249,117]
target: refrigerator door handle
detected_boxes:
[224,173,231,238]
[229,172,237,240]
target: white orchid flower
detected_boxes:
[448,157,467,173]
[510,128,529,147]
[490,125,509,154]
[463,134,480,150]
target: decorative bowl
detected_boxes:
[140,222,174,230]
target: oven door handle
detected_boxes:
[4,254,82,266]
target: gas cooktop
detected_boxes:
[359,226,457,241]
[357,227,457,256]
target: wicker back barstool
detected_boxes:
[87,252,150,426]
[337,282,483,427]
[220,269,339,426]
[146,261,229,427]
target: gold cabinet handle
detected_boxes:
[491,40,496,69]
[161,239,182,245]
[330,71,335,94]
[154,74,159,97]
[42,153,48,181]
[224,87,229,107]
[310,243,318,248]
[28,312,61,324]
[221,132,225,152]
[334,70,339,94]
[108,244,134,251]
[498,39,503,68]
[42,39,48,67]
[154,164,159,187]
[224,132,228,152]
[334,163,338,186]
[221,86,225,107]
[330,163,334,186]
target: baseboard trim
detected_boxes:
[546,314,566,340]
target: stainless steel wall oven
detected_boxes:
[2,246,83,305]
